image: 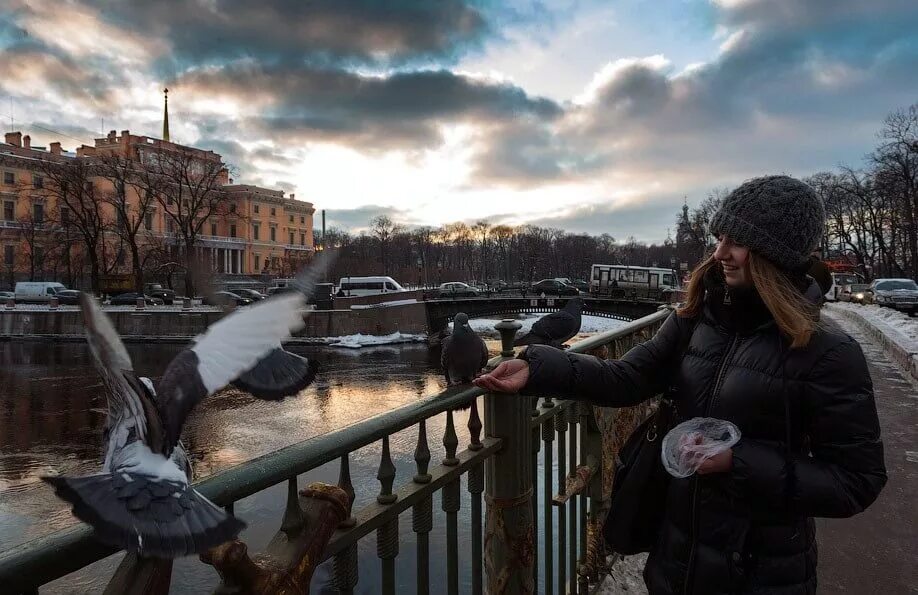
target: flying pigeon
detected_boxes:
[513,297,584,348]
[441,312,489,386]
[43,252,333,559]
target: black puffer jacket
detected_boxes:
[521,280,887,595]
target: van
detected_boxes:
[15,282,68,303]
[336,276,405,297]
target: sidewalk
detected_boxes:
[816,313,918,594]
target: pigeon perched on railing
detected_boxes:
[441,313,489,387]
[43,252,333,559]
[513,297,584,348]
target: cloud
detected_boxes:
[176,63,561,150]
[80,0,490,68]
[322,205,414,233]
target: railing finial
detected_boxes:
[495,319,522,358]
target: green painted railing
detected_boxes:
[0,307,671,594]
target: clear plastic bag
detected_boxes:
[661,417,741,478]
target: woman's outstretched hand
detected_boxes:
[473,359,530,393]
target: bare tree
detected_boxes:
[370,215,401,274]
[146,146,235,296]
[34,156,110,292]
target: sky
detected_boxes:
[1,0,917,242]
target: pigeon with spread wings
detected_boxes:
[43,252,333,558]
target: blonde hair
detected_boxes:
[678,254,817,348]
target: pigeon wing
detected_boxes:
[479,335,489,370]
[79,293,160,450]
[530,310,576,342]
[156,291,307,452]
[232,347,319,400]
[155,251,335,451]
[441,334,453,383]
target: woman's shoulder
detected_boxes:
[799,322,866,376]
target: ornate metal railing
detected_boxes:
[0,307,671,594]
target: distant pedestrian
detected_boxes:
[808,246,833,298]
[476,175,887,595]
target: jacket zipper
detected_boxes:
[683,334,739,595]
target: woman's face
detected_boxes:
[713,235,751,288]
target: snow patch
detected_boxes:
[350,299,419,309]
[325,331,427,349]
[829,303,918,349]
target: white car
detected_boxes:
[336,276,406,297]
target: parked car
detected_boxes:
[143,283,176,305]
[203,291,253,307]
[54,289,82,305]
[838,283,870,304]
[230,288,267,301]
[531,279,580,296]
[0,290,13,302]
[866,278,918,315]
[14,281,67,303]
[436,282,480,298]
[109,292,164,306]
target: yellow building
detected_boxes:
[0,129,315,287]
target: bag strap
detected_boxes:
[649,315,697,441]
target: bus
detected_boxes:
[590,264,679,296]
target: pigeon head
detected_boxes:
[452,312,473,334]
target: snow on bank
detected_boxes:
[828,302,918,347]
[349,299,419,310]
[464,314,627,338]
[325,331,427,349]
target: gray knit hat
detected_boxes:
[709,175,825,273]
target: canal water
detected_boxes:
[0,318,623,593]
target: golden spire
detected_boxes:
[162,87,170,142]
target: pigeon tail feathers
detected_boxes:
[42,473,244,559]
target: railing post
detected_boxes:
[485,319,534,594]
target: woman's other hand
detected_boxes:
[473,359,530,393]
[696,448,733,475]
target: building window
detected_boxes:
[33,203,44,224]
[3,201,13,221]
[144,211,153,231]
[210,221,217,236]
[289,215,293,223]
[166,218,174,234]
[230,224,237,238]
[33,175,44,189]
[3,172,14,185]
[300,216,305,224]
[254,254,260,271]
[270,227,276,242]
[60,207,70,227]
[288,231,294,245]
[300,233,305,245]
[254,204,260,214]
[253,223,260,240]
[4,245,14,266]
[229,203,237,213]
[270,207,276,217]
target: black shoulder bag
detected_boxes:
[603,317,696,555]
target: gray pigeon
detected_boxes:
[513,297,584,348]
[441,312,489,387]
[43,253,333,559]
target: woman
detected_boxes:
[475,176,887,595]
